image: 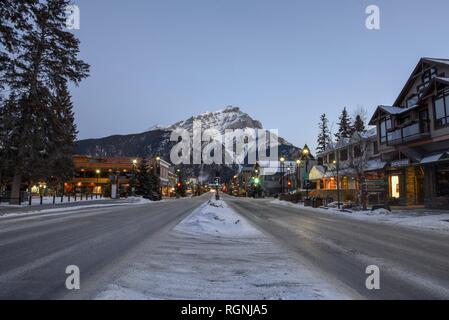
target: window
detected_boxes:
[373,141,379,155]
[434,90,449,128]
[390,175,400,198]
[379,117,392,144]
[406,95,419,108]
[354,145,362,158]
[329,152,335,163]
[422,67,437,84]
[339,149,348,161]
[436,164,449,197]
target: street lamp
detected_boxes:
[333,159,341,210]
[296,159,301,190]
[131,159,138,196]
[95,169,101,195]
[302,146,310,199]
[280,157,285,194]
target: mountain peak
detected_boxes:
[156,106,263,134]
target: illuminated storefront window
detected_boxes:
[390,175,400,198]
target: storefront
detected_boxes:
[422,156,449,208]
[386,159,424,207]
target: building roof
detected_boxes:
[393,57,449,107]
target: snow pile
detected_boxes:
[175,199,261,238]
[270,200,449,233]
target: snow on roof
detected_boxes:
[421,153,445,164]
[379,105,409,115]
[361,127,377,139]
[424,58,449,66]
[309,165,326,180]
[364,159,387,172]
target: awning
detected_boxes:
[420,152,449,164]
[364,159,387,172]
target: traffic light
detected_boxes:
[254,177,260,185]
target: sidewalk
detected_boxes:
[271,199,449,234]
[0,197,150,217]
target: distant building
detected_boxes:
[68,155,173,198]
[310,128,386,205]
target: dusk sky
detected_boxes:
[71,0,449,152]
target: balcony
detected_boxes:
[387,121,430,146]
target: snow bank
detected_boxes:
[175,199,261,238]
[270,200,449,233]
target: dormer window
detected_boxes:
[418,67,438,97]
[406,95,418,108]
[422,67,437,84]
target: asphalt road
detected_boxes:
[225,195,449,299]
[0,196,206,299]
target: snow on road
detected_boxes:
[96,198,351,300]
[271,199,449,234]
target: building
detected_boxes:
[147,157,173,197]
[310,128,387,205]
[238,150,316,197]
[368,57,449,208]
[68,155,140,196]
[68,155,173,198]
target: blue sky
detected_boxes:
[71,0,449,152]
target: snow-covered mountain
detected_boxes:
[164,106,263,133]
[76,106,300,181]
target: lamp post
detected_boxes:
[296,159,301,190]
[280,157,285,194]
[302,147,310,199]
[95,169,101,197]
[156,156,162,197]
[333,158,341,210]
[131,159,137,196]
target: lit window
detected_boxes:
[390,175,400,198]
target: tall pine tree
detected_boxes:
[316,113,331,154]
[352,114,366,134]
[1,0,89,204]
[148,167,161,201]
[135,160,152,198]
[335,107,352,142]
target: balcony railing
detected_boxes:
[387,121,430,146]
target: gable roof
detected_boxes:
[368,105,414,125]
[393,57,449,107]
[369,76,449,125]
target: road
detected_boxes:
[2,193,449,299]
[225,195,449,299]
[0,196,205,299]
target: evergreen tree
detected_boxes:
[352,114,366,134]
[1,0,89,204]
[148,168,161,201]
[135,160,152,198]
[335,107,352,142]
[316,113,331,154]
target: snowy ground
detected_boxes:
[270,199,449,233]
[96,198,351,300]
[0,197,156,219]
